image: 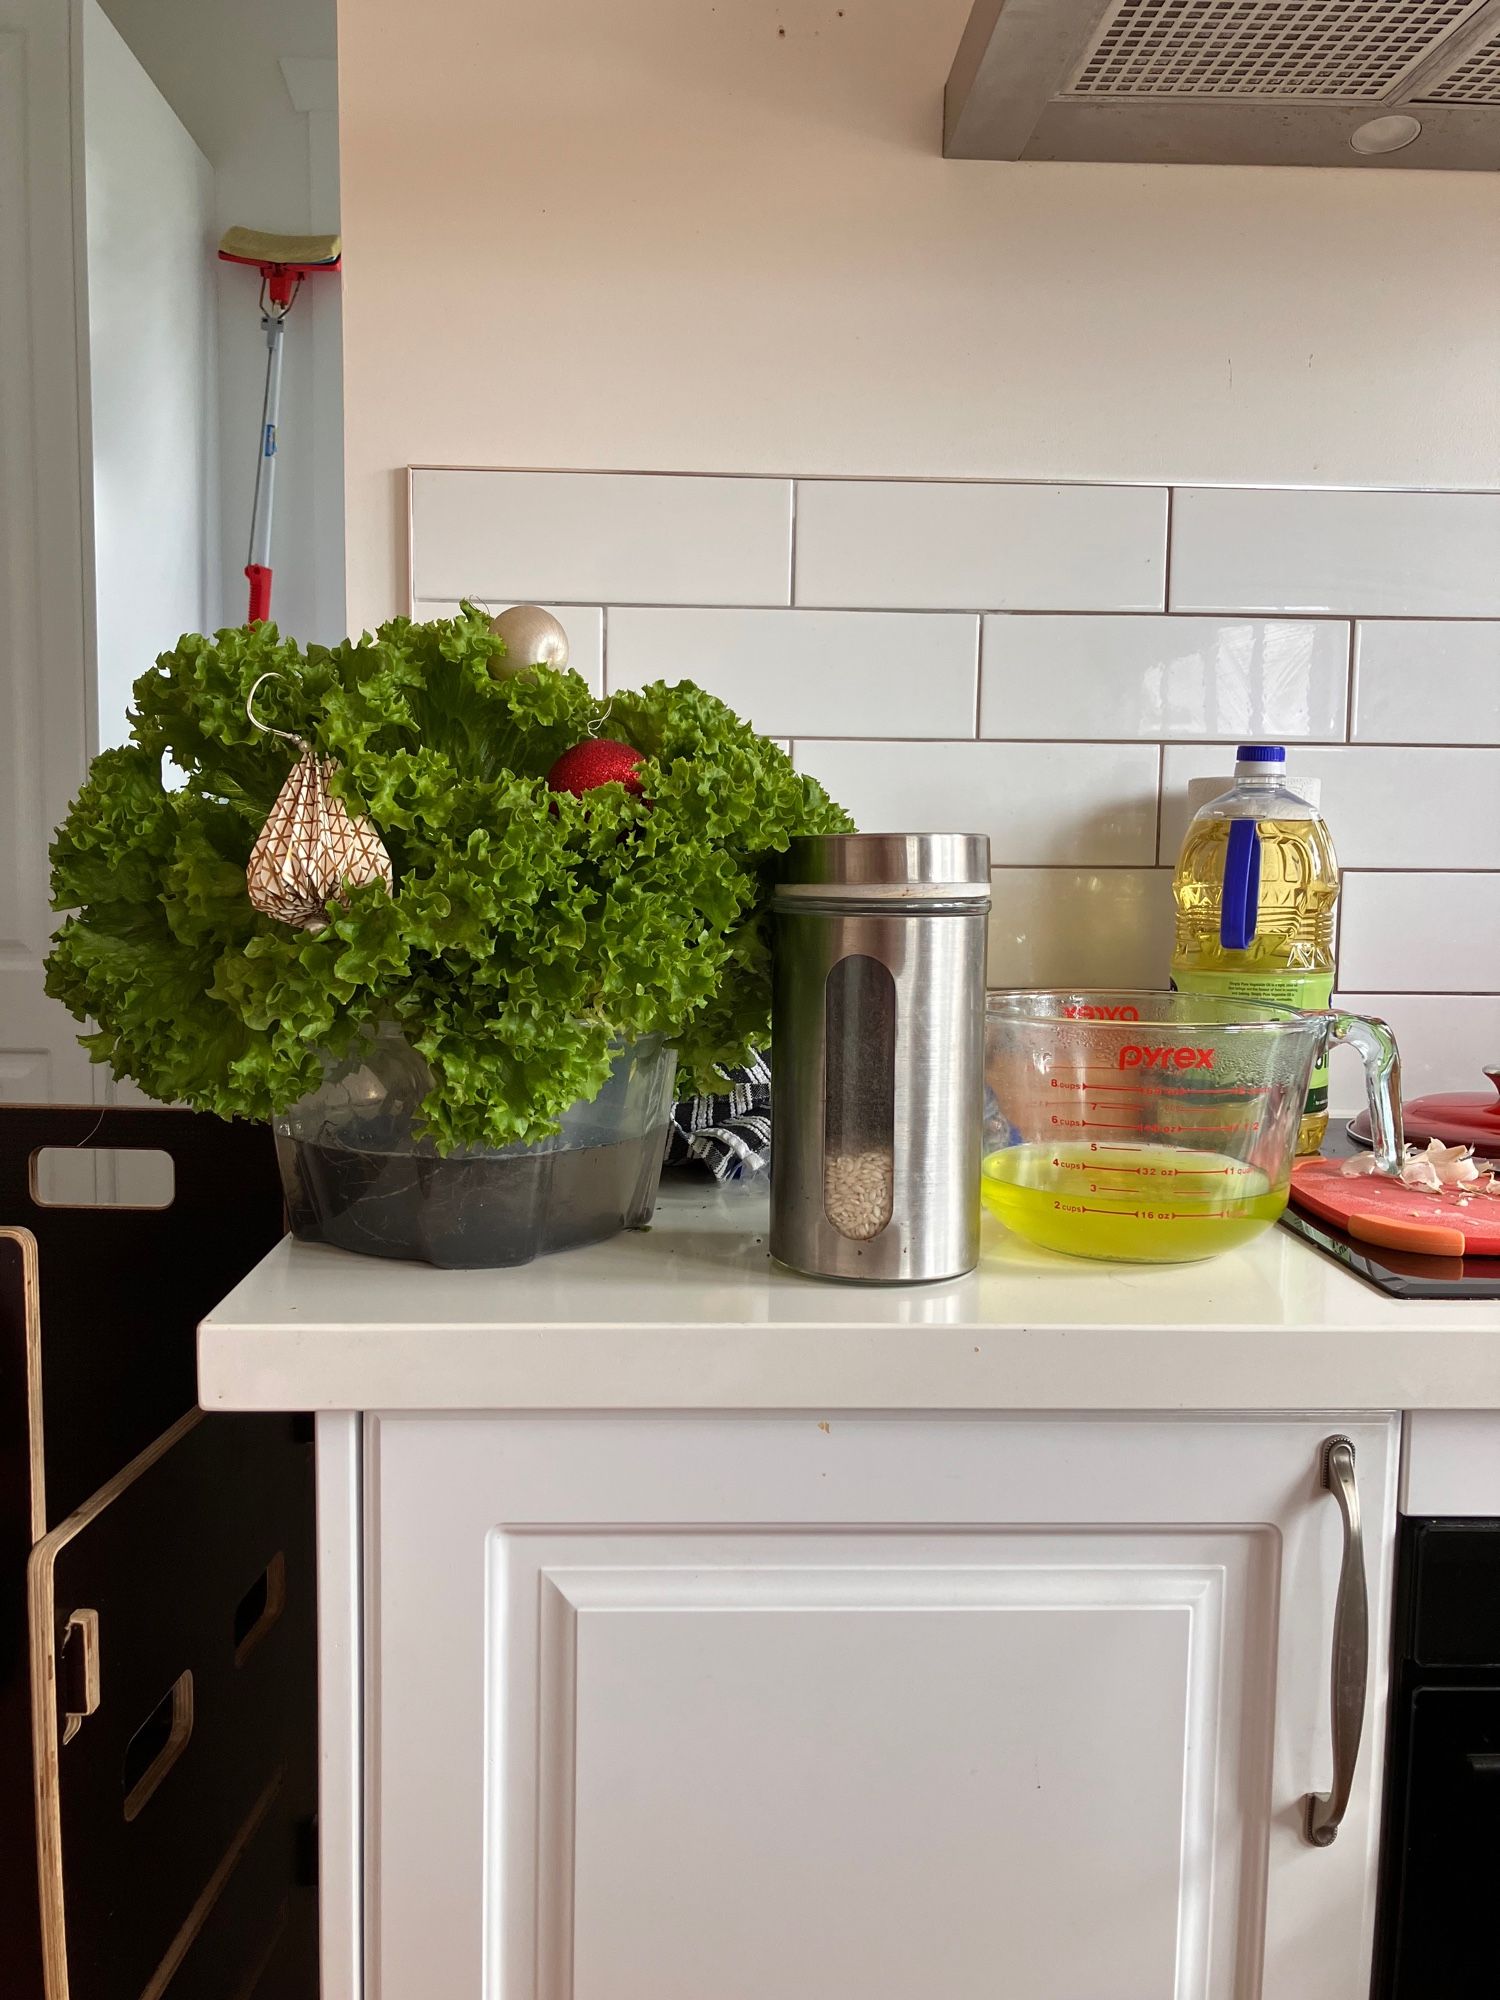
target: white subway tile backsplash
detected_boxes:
[1353,621,1500,744]
[794,741,1159,863]
[980,615,1347,742]
[987,868,1173,990]
[1338,873,1500,993]
[605,607,977,738]
[1170,488,1500,617]
[1329,993,1500,1113]
[405,470,1500,1101]
[1160,746,1500,869]
[411,601,604,694]
[794,480,1166,612]
[410,470,792,606]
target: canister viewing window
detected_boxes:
[822,953,895,1240]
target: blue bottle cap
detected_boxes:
[1235,744,1285,762]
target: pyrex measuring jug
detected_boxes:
[982,991,1402,1263]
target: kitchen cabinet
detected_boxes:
[202,1190,1498,1998]
[362,1411,1396,2000]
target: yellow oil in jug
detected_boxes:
[1172,811,1339,1156]
[981,1142,1289,1263]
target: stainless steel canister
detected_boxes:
[770,832,991,1283]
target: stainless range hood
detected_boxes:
[945,0,1500,168]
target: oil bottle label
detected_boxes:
[1168,968,1335,1115]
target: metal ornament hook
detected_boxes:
[586,699,614,741]
[245,671,307,749]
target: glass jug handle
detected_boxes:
[1326,1012,1404,1173]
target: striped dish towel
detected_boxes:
[663,1051,772,1182]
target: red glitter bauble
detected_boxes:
[546,739,645,797]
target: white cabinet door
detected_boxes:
[363,1414,1397,2000]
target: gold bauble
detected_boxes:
[487,604,570,679]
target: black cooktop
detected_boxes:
[1279,1206,1500,1301]
[1280,1126,1500,1300]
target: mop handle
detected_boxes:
[246,311,286,623]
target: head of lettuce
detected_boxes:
[45,607,850,1153]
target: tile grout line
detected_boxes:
[972,616,984,739]
[412,595,1500,631]
[600,604,609,698]
[1154,742,1167,867]
[742,735,1500,753]
[1345,621,1356,744]
[787,480,799,607]
[404,466,417,616]
[1161,488,1175,614]
[962,863,1500,878]
[974,861,1500,875]
[1333,871,1346,990]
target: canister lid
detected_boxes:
[776,832,991,903]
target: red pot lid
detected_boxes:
[1350,1066,1500,1151]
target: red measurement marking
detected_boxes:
[1068,1119,1252,1135]
[1060,1079,1245,1100]
[1082,1101,1242,1119]
[1108,1206,1238,1216]
[1066,1119,1252,1136]
[1059,1207,1241,1221]
[1047,1082,1266,1111]
[1050,1160,1243,1177]
[1057,1083,1150,1094]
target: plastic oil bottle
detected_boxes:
[1170,745,1339,1155]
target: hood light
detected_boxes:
[1350,114,1423,156]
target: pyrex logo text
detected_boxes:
[1063,1003,1139,1021]
[1119,1044,1215,1072]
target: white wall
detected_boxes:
[82,0,216,749]
[101,0,344,646]
[337,0,1500,631]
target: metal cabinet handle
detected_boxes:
[1303,1435,1367,1848]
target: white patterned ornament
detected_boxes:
[244,672,394,932]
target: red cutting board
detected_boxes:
[1290,1157,1500,1258]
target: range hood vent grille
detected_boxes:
[1064,0,1488,102]
[1415,25,1500,98]
[945,0,1500,165]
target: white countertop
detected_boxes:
[197,1184,1500,1414]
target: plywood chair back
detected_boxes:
[1,1228,45,1996]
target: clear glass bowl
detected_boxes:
[273,1024,677,1268]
